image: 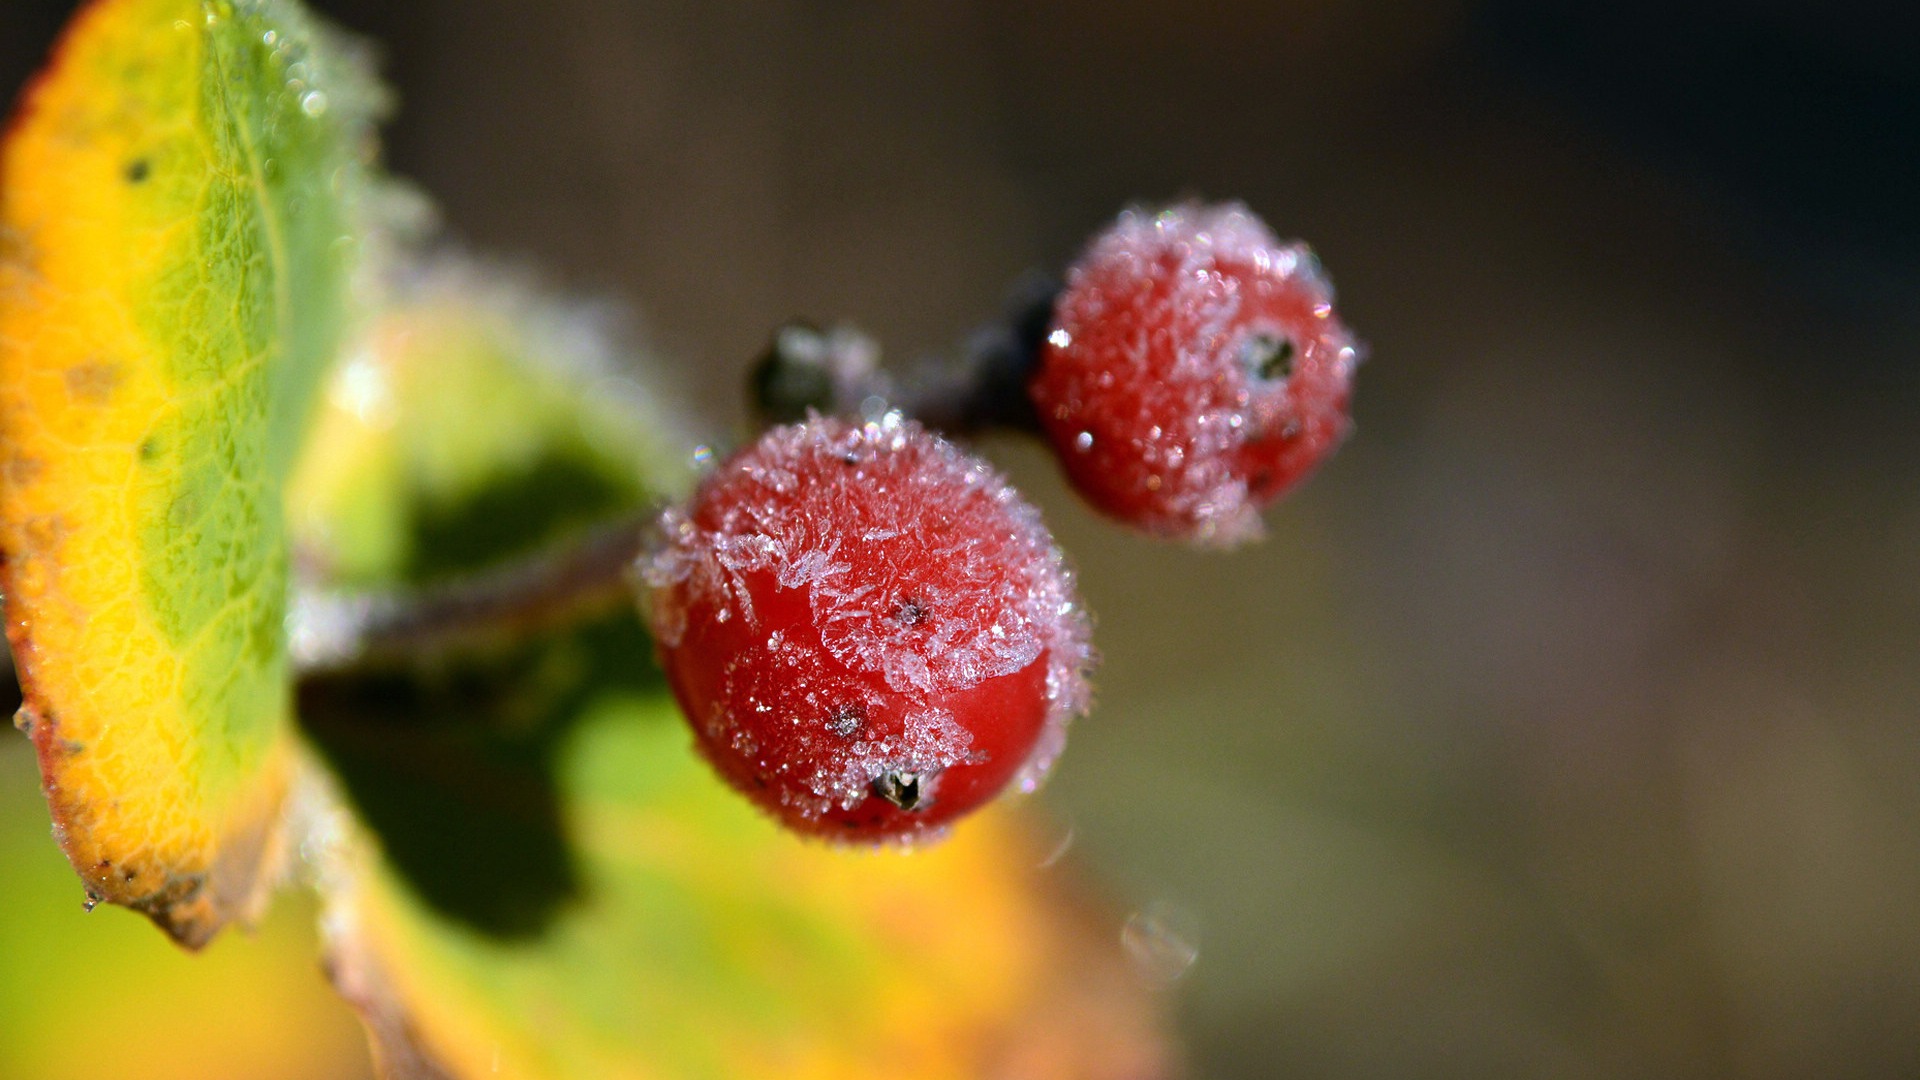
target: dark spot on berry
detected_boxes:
[124,869,136,881]
[838,451,860,467]
[1242,331,1295,382]
[124,158,150,184]
[139,438,161,463]
[827,704,865,738]
[891,596,930,628]
[872,770,927,812]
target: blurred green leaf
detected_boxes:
[292,270,1170,1078]
[287,262,694,588]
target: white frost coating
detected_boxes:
[643,415,1095,808]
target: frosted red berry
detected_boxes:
[1029,202,1360,546]
[641,415,1093,842]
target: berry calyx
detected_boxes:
[641,415,1093,842]
[1029,202,1360,546]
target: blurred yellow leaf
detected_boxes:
[0,742,374,1080]
[323,696,1167,1080]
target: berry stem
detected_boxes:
[748,272,1057,438]
[290,509,662,675]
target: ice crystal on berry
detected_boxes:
[1030,202,1360,545]
[642,414,1093,841]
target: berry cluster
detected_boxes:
[645,202,1357,841]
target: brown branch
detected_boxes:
[291,509,661,675]
[748,271,1057,437]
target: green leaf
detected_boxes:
[0,0,381,945]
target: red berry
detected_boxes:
[641,415,1093,842]
[1029,202,1360,546]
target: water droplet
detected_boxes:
[691,445,715,467]
[300,90,330,118]
[1073,431,1094,452]
[81,890,102,913]
[1122,902,1198,985]
[261,29,278,46]
[1048,329,1072,349]
[1037,820,1076,869]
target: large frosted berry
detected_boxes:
[1029,203,1360,546]
[641,415,1093,842]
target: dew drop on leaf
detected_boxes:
[1121,901,1199,985]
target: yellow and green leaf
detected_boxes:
[0,0,379,945]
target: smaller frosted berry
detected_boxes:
[641,414,1093,842]
[1029,202,1360,546]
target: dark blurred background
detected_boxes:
[4,1,1919,1078]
